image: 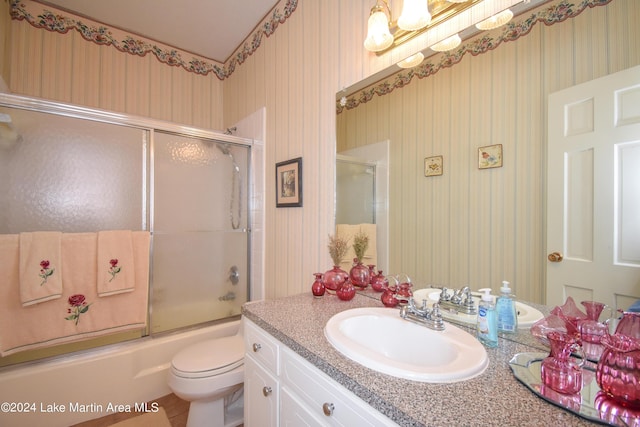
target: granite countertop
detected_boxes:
[242,291,600,427]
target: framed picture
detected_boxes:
[424,155,443,177]
[275,157,303,207]
[478,144,503,169]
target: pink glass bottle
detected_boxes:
[311,273,325,298]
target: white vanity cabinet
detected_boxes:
[244,317,397,427]
[244,317,280,427]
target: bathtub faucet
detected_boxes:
[218,292,236,301]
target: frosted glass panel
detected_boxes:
[0,107,146,233]
[154,133,248,232]
[336,159,375,225]
[152,132,250,333]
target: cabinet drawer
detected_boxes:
[280,346,396,426]
[244,318,279,374]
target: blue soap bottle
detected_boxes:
[496,280,518,333]
[477,288,498,348]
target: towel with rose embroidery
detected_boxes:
[19,231,63,306]
[97,230,135,296]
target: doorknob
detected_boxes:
[548,252,563,262]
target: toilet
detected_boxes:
[168,334,245,427]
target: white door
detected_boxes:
[547,65,640,311]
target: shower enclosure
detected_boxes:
[0,93,251,365]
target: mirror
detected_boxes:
[334,0,616,305]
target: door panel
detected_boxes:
[547,65,640,311]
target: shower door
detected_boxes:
[151,132,250,333]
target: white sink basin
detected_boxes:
[324,307,488,383]
[412,289,544,328]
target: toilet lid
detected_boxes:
[171,335,244,378]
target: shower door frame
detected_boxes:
[0,92,254,359]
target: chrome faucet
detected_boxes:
[434,285,477,315]
[399,297,445,331]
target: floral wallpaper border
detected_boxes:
[10,0,298,80]
[337,0,613,114]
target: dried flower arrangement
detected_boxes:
[352,231,369,263]
[327,234,349,266]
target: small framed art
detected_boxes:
[478,144,503,169]
[424,156,443,177]
[275,157,302,207]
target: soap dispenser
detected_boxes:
[477,288,498,348]
[496,280,518,333]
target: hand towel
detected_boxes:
[19,231,63,306]
[97,230,135,296]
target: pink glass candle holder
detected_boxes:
[540,331,585,394]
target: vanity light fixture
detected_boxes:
[398,0,431,31]
[364,1,394,52]
[363,0,483,54]
[475,8,514,30]
[430,33,461,52]
[397,52,425,68]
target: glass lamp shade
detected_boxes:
[475,9,513,31]
[398,0,431,31]
[397,52,424,68]
[430,34,461,52]
[364,10,393,52]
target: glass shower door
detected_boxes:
[151,132,250,333]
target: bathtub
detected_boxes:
[0,318,241,427]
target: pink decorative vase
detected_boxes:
[336,279,356,301]
[540,331,585,394]
[614,311,640,339]
[381,287,398,307]
[596,333,640,408]
[311,273,325,298]
[367,264,376,285]
[349,258,370,289]
[323,266,348,293]
[579,300,612,360]
[370,270,388,292]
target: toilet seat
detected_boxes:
[171,335,244,379]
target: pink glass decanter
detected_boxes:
[370,270,388,292]
[323,265,348,294]
[349,258,370,289]
[540,331,585,395]
[311,273,325,298]
[381,276,399,307]
[336,279,356,301]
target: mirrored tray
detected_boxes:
[509,353,640,427]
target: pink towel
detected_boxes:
[0,231,151,356]
[19,231,63,306]
[97,230,135,296]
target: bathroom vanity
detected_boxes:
[242,292,598,426]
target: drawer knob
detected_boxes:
[322,402,335,416]
[252,343,261,352]
[262,386,272,397]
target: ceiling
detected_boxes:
[39,0,281,63]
